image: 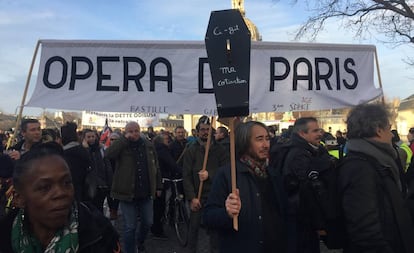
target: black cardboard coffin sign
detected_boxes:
[205,9,251,117]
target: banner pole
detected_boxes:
[374,48,385,105]
[197,116,215,200]
[229,117,238,231]
[8,40,41,149]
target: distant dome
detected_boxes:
[232,0,262,41]
[243,16,261,41]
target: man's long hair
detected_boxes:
[235,121,268,158]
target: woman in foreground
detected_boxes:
[0,143,121,253]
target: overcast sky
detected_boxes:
[0,0,413,115]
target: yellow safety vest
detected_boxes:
[400,143,413,172]
[328,149,340,159]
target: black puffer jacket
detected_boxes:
[0,202,121,253]
[87,143,113,188]
[155,142,181,179]
[281,133,334,253]
[63,142,91,202]
[9,140,41,152]
[339,151,414,253]
[169,139,187,167]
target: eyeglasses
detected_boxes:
[409,128,414,134]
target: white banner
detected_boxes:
[81,111,159,128]
[27,40,382,115]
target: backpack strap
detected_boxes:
[345,152,414,253]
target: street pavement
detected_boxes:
[111,212,342,253]
[112,211,191,253]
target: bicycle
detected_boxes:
[162,178,190,246]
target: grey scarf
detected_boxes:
[63,141,81,150]
[346,138,401,190]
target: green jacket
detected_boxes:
[183,139,229,202]
[105,136,161,201]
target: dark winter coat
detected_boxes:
[182,139,229,202]
[105,135,161,201]
[86,143,113,188]
[0,202,121,253]
[10,140,41,154]
[339,151,414,253]
[0,154,13,178]
[155,142,181,179]
[217,137,230,157]
[63,142,91,202]
[169,139,187,167]
[281,133,334,253]
[406,156,414,218]
[203,161,285,253]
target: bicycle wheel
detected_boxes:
[174,199,189,246]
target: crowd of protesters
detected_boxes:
[1,104,414,253]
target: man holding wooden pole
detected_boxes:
[203,121,285,252]
[204,8,251,232]
[183,115,229,253]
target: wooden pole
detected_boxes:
[229,117,238,231]
[8,40,41,149]
[374,48,385,105]
[197,116,215,200]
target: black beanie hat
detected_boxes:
[61,122,78,145]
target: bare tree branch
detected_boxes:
[283,0,414,46]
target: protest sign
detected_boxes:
[205,9,251,117]
[81,111,159,128]
[26,40,382,114]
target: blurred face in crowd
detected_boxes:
[299,121,322,146]
[375,123,393,145]
[408,128,414,142]
[84,131,97,146]
[163,134,170,146]
[248,125,270,162]
[198,123,210,142]
[109,134,119,144]
[15,155,74,235]
[214,128,224,141]
[175,127,186,141]
[125,122,141,141]
[23,122,42,144]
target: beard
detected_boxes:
[247,149,268,163]
[199,134,209,142]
